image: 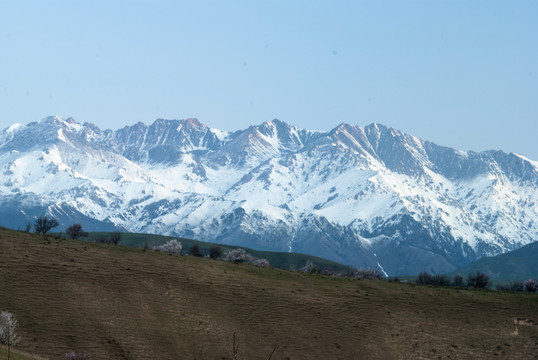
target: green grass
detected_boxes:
[1,228,537,359]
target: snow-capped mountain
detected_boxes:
[1,115,537,275]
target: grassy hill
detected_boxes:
[1,228,537,359]
[83,231,353,272]
[450,241,538,282]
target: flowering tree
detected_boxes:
[524,278,537,293]
[64,351,92,360]
[253,258,271,268]
[0,311,20,360]
[223,248,248,263]
[153,239,183,255]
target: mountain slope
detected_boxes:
[1,116,537,275]
[1,229,537,359]
[450,241,538,281]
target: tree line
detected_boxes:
[413,271,537,292]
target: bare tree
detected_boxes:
[189,244,203,257]
[0,311,20,360]
[34,215,59,235]
[467,271,491,289]
[209,246,222,259]
[66,224,87,240]
[452,274,464,287]
[416,271,433,285]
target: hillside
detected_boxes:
[450,241,538,282]
[1,229,537,359]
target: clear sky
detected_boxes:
[1,1,537,159]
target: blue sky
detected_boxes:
[1,1,537,159]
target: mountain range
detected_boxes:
[1,116,537,275]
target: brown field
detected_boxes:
[1,228,537,359]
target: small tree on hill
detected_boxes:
[209,246,222,259]
[153,239,183,255]
[189,244,203,257]
[34,215,59,235]
[467,271,491,289]
[0,311,20,360]
[253,258,271,268]
[66,224,88,240]
[224,248,248,263]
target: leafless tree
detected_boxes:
[467,271,491,289]
[34,215,59,235]
[189,244,203,257]
[209,246,222,259]
[452,274,464,287]
[66,224,88,240]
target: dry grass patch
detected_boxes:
[1,229,537,359]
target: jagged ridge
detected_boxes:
[1,116,537,275]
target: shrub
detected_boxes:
[495,281,524,292]
[64,351,92,360]
[352,268,383,280]
[153,239,183,255]
[524,278,537,293]
[509,280,524,292]
[432,274,451,287]
[95,236,111,244]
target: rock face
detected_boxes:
[1,116,537,275]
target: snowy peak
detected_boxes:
[1,116,538,275]
[112,118,228,163]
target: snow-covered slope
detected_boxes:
[1,116,537,275]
